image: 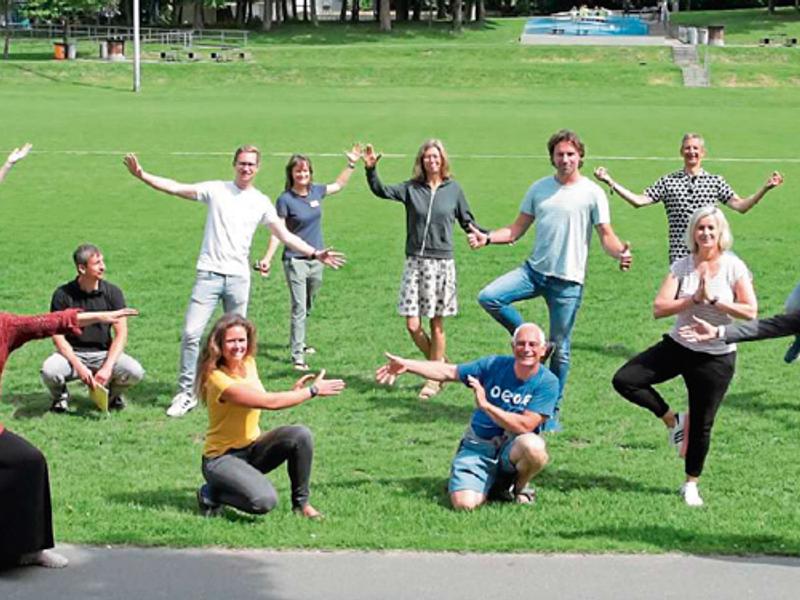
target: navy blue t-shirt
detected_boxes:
[456,355,559,439]
[276,184,326,259]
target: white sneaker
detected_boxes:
[680,482,704,507]
[166,391,198,417]
[19,549,69,568]
[668,412,689,458]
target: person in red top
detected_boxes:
[0,303,137,569]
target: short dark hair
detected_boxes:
[233,144,261,166]
[73,243,101,267]
[547,129,585,169]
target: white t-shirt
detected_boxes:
[194,181,278,278]
[520,175,610,284]
[668,251,750,355]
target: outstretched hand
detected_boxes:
[7,143,32,165]
[677,315,719,343]
[375,352,408,386]
[345,143,363,165]
[317,247,346,269]
[593,166,612,185]
[311,368,346,397]
[363,144,382,169]
[467,223,488,249]
[765,171,784,190]
[123,153,143,178]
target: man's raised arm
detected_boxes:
[124,153,201,201]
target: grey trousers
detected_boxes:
[40,350,145,400]
[202,425,314,513]
[283,258,323,363]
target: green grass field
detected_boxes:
[1,14,800,554]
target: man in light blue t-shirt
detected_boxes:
[468,130,632,432]
[376,323,559,511]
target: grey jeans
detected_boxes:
[40,350,145,400]
[283,258,323,363]
[202,425,314,513]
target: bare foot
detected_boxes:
[295,504,324,520]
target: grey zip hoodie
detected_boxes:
[366,166,484,259]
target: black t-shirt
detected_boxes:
[50,279,125,351]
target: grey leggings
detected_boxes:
[202,425,314,513]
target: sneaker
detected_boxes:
[293,361,310,372]
[680,481,704,507]
[784,338,800,364]
[166,391,197,418]
[303,346,317,355]
[109,395,127,411]
[196,484,221,517]
[50,392,70,413]
[668,412,689,458]
[19,549,69,568]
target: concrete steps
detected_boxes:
[672,44,709,88]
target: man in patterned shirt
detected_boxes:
[594,133,783,264]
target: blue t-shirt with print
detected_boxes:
[456,355,559,440]
[276,183,326,259]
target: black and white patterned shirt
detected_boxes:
[645,169,734,264]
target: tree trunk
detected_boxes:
[290,0,297,20]
[476,0,484,22]
[303,0,308,21]
[379,0,390,31]
[193,1,204,28]
[262,0,273,29]
[412,0,421,21]
[339,0,347,21]
[3,31,10,60]
[310,0,318,25]
[436,0,446,19]
[350,0,359,23]
[451,0,462,32]
[397,0,408,21]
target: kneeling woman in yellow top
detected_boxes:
[196,313,345,518]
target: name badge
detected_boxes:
[309,200,320,208]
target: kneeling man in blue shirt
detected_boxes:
[376,322,559,511]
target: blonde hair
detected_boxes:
[233,144,261,166]
[195,313,258,401]
[680,133,705,150]
[685,206,733,254]
[411,139,451,183]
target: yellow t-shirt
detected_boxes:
[202,357,264,458]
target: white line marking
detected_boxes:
[7,150,800,164]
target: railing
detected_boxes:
[0,25,247,47]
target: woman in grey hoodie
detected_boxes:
[364,139,484,400]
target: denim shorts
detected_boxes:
[448,429,516,495]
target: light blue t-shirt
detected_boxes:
[456,355,559,440]
[520,175,610,284]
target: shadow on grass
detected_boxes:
[538,468,673,496]
[723,389,800,415]
[572,341,640,360]
[8,63,125,92]
[109,486,265,523]
[1,51,52,60]
[6,378,175,418]
[556,523,793,554]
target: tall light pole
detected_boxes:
[133,0,141,92]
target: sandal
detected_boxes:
[514,486,537,505]
[418,379,442,400]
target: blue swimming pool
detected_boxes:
[524,15,649,36]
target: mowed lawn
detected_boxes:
[1,17,799,553]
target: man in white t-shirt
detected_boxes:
[468,130,631,431]
[124,146,345,417]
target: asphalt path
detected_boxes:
[2,545,799,600]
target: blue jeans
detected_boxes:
[478,262,583,404]
[177,270,249,394]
